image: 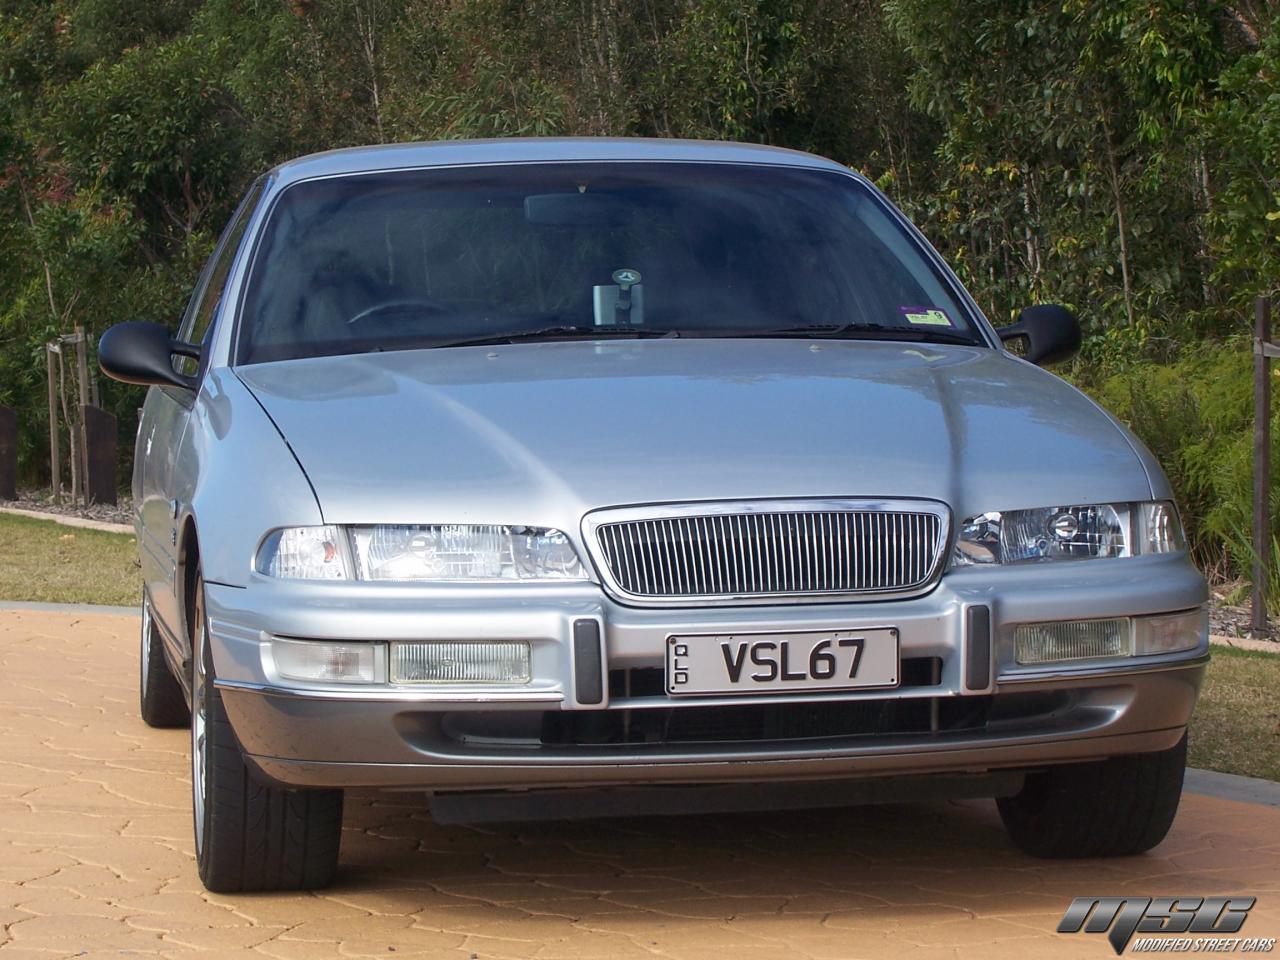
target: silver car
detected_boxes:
[99,138,1208,893]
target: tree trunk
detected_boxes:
[1102,121,1136,326]
[1195,150,1217,308]
[356,1,385,141]
[56,350,80,505]
[1021,168,1042,292]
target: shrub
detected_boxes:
[1080,339,1280,607]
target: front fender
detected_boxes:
[175,367,324,589]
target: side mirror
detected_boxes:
[997,304,1081,366]
[97,321,202,391]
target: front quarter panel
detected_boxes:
[173,367,323,590]
[1088,398,1174,501]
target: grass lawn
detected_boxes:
[0,510,1277,780]
[1189,644,1280,783]
[0,512,140,607]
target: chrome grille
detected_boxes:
[588,502,947,602]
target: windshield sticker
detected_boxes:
[899,306,954,327]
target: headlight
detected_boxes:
[954,501,1184,565]
[257,524,586,581]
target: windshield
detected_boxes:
[236,162,984,363]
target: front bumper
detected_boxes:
[206,553,1208,791]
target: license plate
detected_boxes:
[665,628,899,696]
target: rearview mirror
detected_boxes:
[998,305,1081,366]
[98,321,202,391]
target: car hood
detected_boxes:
[235,339,1155,530]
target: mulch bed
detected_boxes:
[1208,595,1275,640]
[3,488,134,527]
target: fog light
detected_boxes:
[391,641,531,684]
[1014,618,1133,665]
[272,637,381,683]
[1135,608,1207,656]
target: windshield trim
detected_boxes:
[228,159,999,367]
[242,326,990,364]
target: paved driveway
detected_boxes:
[1,609,1277,959]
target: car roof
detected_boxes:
[269,137,853,186]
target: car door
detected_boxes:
[142,180,265,642]
[137,266,212,636]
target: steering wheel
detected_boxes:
[346,298,450,326]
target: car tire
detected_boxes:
[189,570,344,892]
[139,593,189,728]
[997,734,1187,858]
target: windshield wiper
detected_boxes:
[759,322,977,345]
[426,325,682,349]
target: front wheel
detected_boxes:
[997,734,1187,858]
[190,570,344,892]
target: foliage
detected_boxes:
[1081,340,1278,599]
[1200,23,1280,311]
[885,0,1226,346]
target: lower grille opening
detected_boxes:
[421,691,1060,753]
[540,697,968,746]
